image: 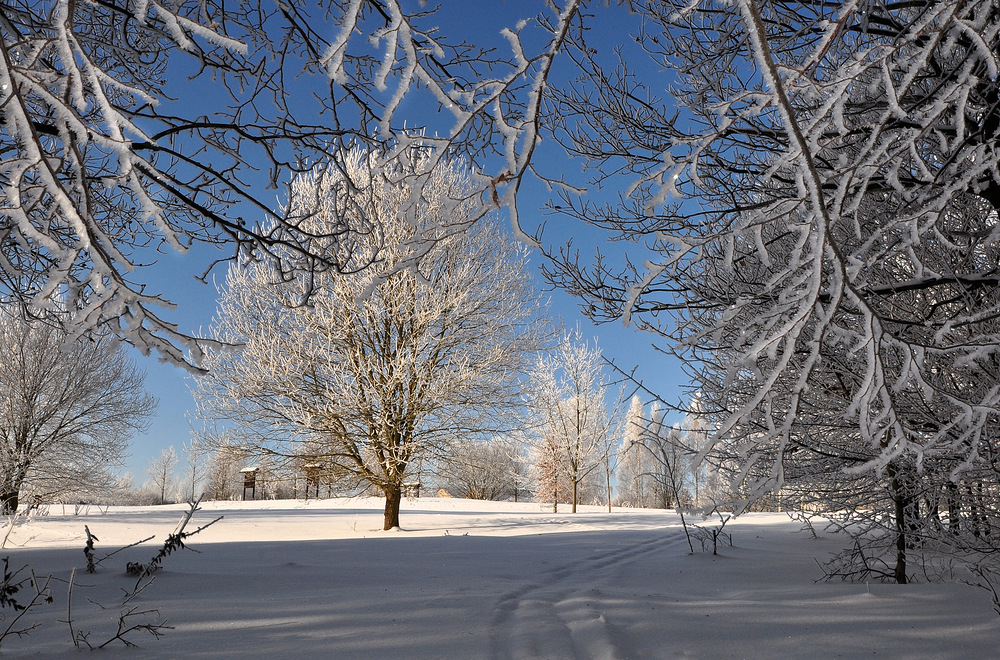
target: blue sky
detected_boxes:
[119,1,692,483]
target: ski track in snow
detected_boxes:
[489,528,689,660]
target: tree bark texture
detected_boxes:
[383,483,402,530]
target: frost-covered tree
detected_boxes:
[195,149,550,530]
[201,440,247,502]
[102,472,138,506]
[645,408,700,510]
[182,439,209,502]
[145,445,177,506]
[618,398,719,510]
[681,394,716,508]
[436,436,526,501]
[0,306,155,512]
[531,434,572,512]
[525,0,1000,581]
[529,331,623,513]
[616,396,650,507]
[393,0,970,570]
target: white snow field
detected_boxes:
[0,498,996,659]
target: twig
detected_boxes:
[65,567,79,648]
[962,563,1000,617]
[96,607,173,649]
[92,535,155,572]
[121,573,158,606]
[0,566,53,644]
[129,497,222,585]
[0,513,19,550]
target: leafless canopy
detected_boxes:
[195,150,552,529]
[527,0,1000,582]
[0,1,598,368]
[529,331,623,513]
[0,305,156,512]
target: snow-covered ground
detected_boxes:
[1,498,996,658]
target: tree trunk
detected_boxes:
[606,460,612,513]
[571,478,578,513]
[383,483,402,530]
[0,491,18,515]
[694,470,700,509]
[893,493,908,584]
[947,482,961,535]
[887,464,908,584]
[975,482,991,538]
